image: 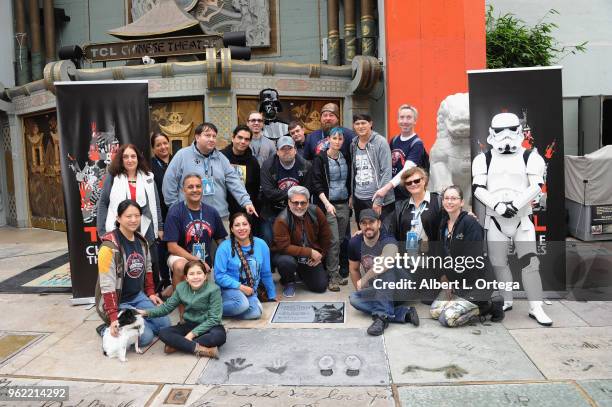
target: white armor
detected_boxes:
[472,112,552,326]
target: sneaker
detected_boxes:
[95,323,107,338]
[366,316,389,336]
[328,281,340,292]
[283,283,296,298]
[407,307,420,327]
[339,277,349,286]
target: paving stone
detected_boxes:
[510,327,612,380]
[199,328,390,386]
[386,319,543,384]
[0,377,159,406]
[560,301,612,327]
[502,300,588,330]
[397,382,591,407]
[16,321,199,383]
[577,380,612,407]
[150,385,393,407]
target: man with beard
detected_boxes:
[348,209,419,336]
[221,125,261,218]
[260,136,311,245]
[272,186,332,297]
[303,103,355,161]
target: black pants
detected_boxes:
[158,322,226,354]
[273,254,328,293]
[352,197,394,228]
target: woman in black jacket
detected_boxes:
[430,185,503,327]
[311,127,351,291]
[150,130,173,293]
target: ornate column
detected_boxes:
[343,0,356,64]
[28,0,43,79]
[43,0,56,63]
[204,48,234,149]
[14,0,30,85]
[360,0,376,57]
[326,0,340,66]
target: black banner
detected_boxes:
[591,205,612,225]
[56,81,150,298]
[468,67,566,293]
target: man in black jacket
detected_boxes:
[221,125,261,218]
[260,136,312,245]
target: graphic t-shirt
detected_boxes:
[276,161,300,191]
[390,134,425,200]
[117,231,146,303]
[353,146,376,200]
[164,202,227,266]
[348,231,397,277]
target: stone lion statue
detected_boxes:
[429,93,473,206]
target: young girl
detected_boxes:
[139,260,226,358]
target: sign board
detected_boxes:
[83,35,224,62]
[271,302,346,324]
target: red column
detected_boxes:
[384,0,486,148]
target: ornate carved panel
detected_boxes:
[22,111,66,231]
[237,96,344,133]
[150,99,204,155]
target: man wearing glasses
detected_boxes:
[260,136,312,246]
[247,111,276,166]
[272,186,332,297]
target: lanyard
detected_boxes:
[185,202,203,223]
[412,201,427,223]
[203,157,212,178]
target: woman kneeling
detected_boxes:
[214,213,277,319]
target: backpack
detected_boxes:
[277,205,319,234]
[392,135,430,171]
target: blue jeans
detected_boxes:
[120,291,171,346]
[349,288,395,319]
[221,288,262,320]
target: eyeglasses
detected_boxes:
[248,119,264,123]
[443,196,461,202]
[405,178,422,186]
[290,200,308,207]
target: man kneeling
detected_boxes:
[348,209,419,336]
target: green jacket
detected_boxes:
[145,280,223,337]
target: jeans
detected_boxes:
[273,254,328,293]
[259,218,275,248]
[158,322,226,353]
[325,202,351,281]
[119,291,171,347]
[221,288,263,319]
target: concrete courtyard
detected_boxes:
[0,227,611,406]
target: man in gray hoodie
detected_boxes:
[162,122,258,220]
[350,113,395,226]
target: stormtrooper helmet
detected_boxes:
[258,88,283,120]
[488,112,523,154]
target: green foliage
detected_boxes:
[486,5,587,69]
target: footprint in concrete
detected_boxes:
[345,355,362,376]
[265,359,288,375]
[318,355,335,376]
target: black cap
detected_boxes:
[359,209,379,222]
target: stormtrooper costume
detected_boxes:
[259,88,289,143]
[472,113,552,326]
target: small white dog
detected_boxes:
[102,308,145,362]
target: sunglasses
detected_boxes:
[290,200,308,207]
[405,177,422,186]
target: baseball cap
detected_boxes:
[277,135,295,149]
[359,209,380,222]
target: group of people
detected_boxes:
[95,101,550,359]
